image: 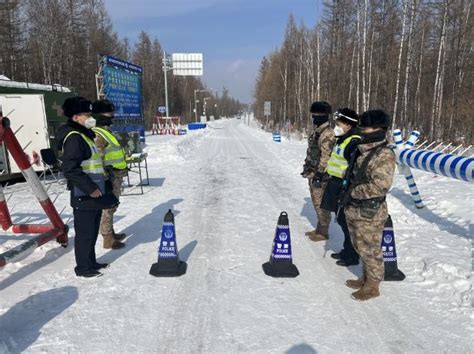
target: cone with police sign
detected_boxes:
[262,212,299,278]
[149,209,187,277]
[382,215,405,281]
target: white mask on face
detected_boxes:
[84,117,96,129]
[333,125,345,137]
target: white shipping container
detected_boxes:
[0,94,50,174]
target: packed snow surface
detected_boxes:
[0,118,472,353]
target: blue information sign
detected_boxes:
[101,55,144,138]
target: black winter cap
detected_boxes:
[92,99,115,114]
[62,96,92,118]
[359,110,390,128]
[310,101,332,114]
[335,108,358,126]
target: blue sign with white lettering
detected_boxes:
[271,223,292,261]
[104,55,143,74]
[158,106,166,114]
[101,55,144,138]
[158,222,178,259]
[381,225,397,263]
[103,66,142,119]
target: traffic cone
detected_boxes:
[382,215,405,281]
[262,212,299,278]
[149,209,187,277]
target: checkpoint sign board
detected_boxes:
[264,101,271,116]
[101,55,144,137]
[172,53,203,76]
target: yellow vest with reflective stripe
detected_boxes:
[92,127,127,170]
[64,131,105,175]
[327,135,361,178]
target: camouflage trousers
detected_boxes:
[100,173,124,235]
[345,203,387,282]
[308,181,331,229]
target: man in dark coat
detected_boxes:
[320,108,361,266]
[57,96,117,277]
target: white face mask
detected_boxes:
[333,125,345,137]
[84,117,96,129]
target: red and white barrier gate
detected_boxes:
[0,116,68,268]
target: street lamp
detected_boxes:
[194,89,207,122]
[203,97,211,117]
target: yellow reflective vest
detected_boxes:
[64,131,105,175]
[92,127,127,170]
[327,135,361,178]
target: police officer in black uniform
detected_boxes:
[321,108,361,266]
[57,97,118,277]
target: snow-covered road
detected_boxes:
[1,118,472,353]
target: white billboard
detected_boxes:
[172,53,203,76]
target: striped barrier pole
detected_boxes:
[0,117,68,244]
[393,130,424,209]
[0,186,13,231]
[0,186,57,234]
[398,148,474,183]
[0,229,64,268]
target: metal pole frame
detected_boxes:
[163,51,173,118]
[95,55,106,100]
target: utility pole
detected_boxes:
[163,51,171,117]
[193,89,207,122]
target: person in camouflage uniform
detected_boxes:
[92,100,128,250]
[301,101,335,242]
[342,110,395,301]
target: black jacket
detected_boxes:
[57,121,119,210]
[57,120,98,196]
[320,128,361,212]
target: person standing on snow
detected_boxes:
[92,100,127,250]
[58,96,118,278]
[320,108,361,267]
[301,101,336,242]
[342,110,395,301]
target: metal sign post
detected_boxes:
[162,51,172,117]
[162,52,203,119]
[264,101,271,127]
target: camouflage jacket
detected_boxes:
[303,122,335,177]
[350,140,396,200]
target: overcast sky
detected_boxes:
[104,0,321,103]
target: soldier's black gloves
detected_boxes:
[312,172,324,188]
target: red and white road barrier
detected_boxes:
[0,116,68,268]
[0,229,64,268]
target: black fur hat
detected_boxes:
[335,108,358,126]
[92,99,115,114]
[62,96,92,119]
[310,101,332,114]
[359,110,390,128]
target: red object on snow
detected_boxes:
[0,116,68,268]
